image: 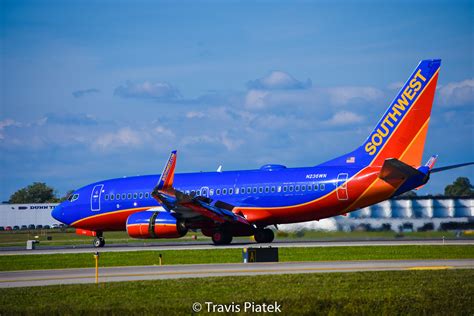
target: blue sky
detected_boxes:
[0,0,473,200]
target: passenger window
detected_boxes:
[314,184,319,191]
[122,194,126,200]
[247,188,251,194]
[116,194,120,200]
[105,194,109,200]
[289,186,294,192]
[229,188,233,195]
[110,194,114,200]
[222,188,227,195]
[320,183,325,191]
[307,185,312,191]
[139,192,143,199]
[283,186,288,192]
[295,185,300,191]
[241,187,245,194]
[197,190,201,196]
[301,185,305,191]
[127,193,131,199]
[216,189,221,195]
[271,186,276,193]
[253,187,257,193]
[265,187,269,193]
[133,193,137,199]
[191,190,196,196]
[145,193,149,199]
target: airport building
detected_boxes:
[281,197,473,232]
[0,204,61,228]
[0,198,472,231]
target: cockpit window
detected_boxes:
[68,194,79,202]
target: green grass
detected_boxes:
[0,270,472,315]
[0,245,472,271]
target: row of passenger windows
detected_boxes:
[104,192,150,201]
[103,183,326,201]
[186,183,326,197]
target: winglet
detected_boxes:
[156,150,177,190]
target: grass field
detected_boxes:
[1,269,472,315]
[0,229,471,248]
[0,245,473,271]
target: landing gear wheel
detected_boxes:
[93,237,105,248]
[254,228,274,243]
[212,231,233,245]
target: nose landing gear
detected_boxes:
[93,232,105,248]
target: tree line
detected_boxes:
[5,177,474,204]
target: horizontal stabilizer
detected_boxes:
[379,158,424,184]
[431,162,474,173]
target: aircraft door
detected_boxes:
[91,184,104,211]
[336,173,349,201]
[200,186,209,198]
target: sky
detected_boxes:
[0,0,473,201]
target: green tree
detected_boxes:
[9,182,59,203]
[444,177,474,197]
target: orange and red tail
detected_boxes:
[322,59,441,168]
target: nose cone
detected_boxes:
[51,204,65,223]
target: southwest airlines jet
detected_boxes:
[52,59,473,247]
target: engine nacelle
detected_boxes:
[126,211,187,239]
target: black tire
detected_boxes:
[212,231,233,245]
[93,237,105,248]
[263,229,274,243]
[254,228,274,243]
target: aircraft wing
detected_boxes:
[151,151,250,226]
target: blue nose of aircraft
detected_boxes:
[51,204,65,223]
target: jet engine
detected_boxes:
[126,211,187,239]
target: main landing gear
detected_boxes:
[211,230,233,245]
[209,227,275,245]
[93,232,105,248]
[254,228,275,243]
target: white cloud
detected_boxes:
[186,111,205,119]
[325,111,364,125]
[245,89,269,109]
[72,88,100,98]
[438,79,474,107]
[93,127,143,150]
[154,125,175,138]
[181,132,243,151]
[387,81,404,90]
[328,86,384,106]
[0,119,21,140]
[114,81,180,100]
[247,71,311,90]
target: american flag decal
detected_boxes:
[346,156,355,163]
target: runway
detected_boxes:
[1,259,472,288]
[1,239,473,256]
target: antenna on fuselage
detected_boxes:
[217,165,223,173]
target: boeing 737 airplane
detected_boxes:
[52,59,473,247]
